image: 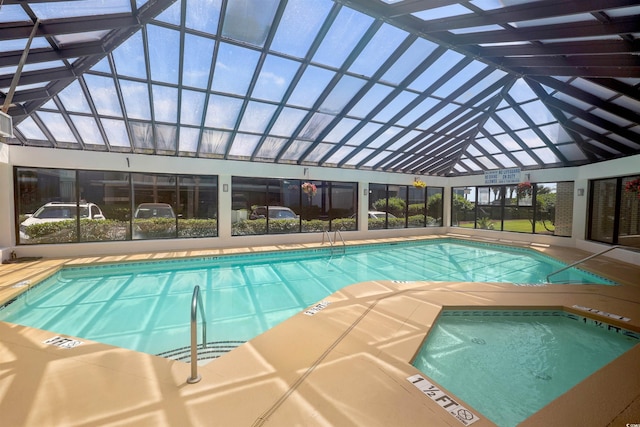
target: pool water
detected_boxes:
[412,310,639,427]
[0,239,616,357]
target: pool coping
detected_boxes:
[1,235,639,426]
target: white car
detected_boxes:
[351,211,397,219]
[133,203,177,239]
[20,201,105,240]
[249,206,299,220]
[133,203,176,219]
[367,211,396,219]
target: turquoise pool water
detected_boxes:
[0,239,616,357]
[412,310,639,427]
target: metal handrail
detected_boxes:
[546,245,623,283]
[333,229,346,253]
[186,285,207,384]
[322,230,333,246]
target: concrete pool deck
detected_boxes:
[1,235,639,426]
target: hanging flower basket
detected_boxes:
[413,178,426,189]
[301,182,317,197]
[517,182,533,198]
[624,178,640,200]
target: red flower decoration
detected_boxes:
[624,178,640,200]
[301,182,317,197]
[517,182,532,198]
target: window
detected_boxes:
[16,168,78,245]
[231,176,357,235]
[588,175,639,249]
[451,186,475,228]
[330,182,357,231]
[132,174,178,240]
[426,187,444,226]
[15,167,218,244]
[368,183,443,229]
[79,170,130,242]
[452,182,573,236]
[178,176,218,238]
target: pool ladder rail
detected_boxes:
[187,285,207,384]
[545,245,637,283]
[322,230,346,255]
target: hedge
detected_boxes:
[231,218,357,235]
[22,218,219,243]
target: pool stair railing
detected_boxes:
[186,285,207,384]
[546,245,630,283]
[322,229,346,255]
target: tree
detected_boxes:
[451,193,474,225]
[536,191,556,232]
[427,193,443,218]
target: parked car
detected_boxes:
[20,201,105,240]
[249,206,298,220]
[133,203,176,219]
[133,203,176,239]
[351,211,397,219]
[368,211,396,219]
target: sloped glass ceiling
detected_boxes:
[3,0,640,176]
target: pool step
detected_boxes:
[156,340,246,362]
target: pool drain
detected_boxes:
[471,337,486,345]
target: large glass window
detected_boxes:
[232,177,268,235]
[368,183,443,229]
[231,177,356,235]
[476,186,504,231]
[368,183,393,230]
[329,181,357,231]
[588,178,616,244]
[619,176,640,248]
[535,182,573,237]
[408,185,425,228]
[589,175,639,249]
[426,187,444,226]
[452,181,573,237]
[16,168,78,244]
[503,183,533,233]
[16,167,218,244]
[451,186,475,228]
[132,173,178,240]
[78,171,130,242]
[388,185,408,229]
[300,179,321,232]
[178,176,218,238]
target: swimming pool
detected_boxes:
[0,239,616,358]
[411,310,639,427]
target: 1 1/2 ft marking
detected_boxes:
[407,374,479,426]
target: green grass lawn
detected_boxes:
[457,219,554,233]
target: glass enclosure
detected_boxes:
[588,175,640,249]
[231,177,357,236]
[368,183,443,230]
[15,167,218,244]
[451,182,573,237]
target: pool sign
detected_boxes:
[484,168,521,185]
[407,374,479,425]
[43,336,83,349]
[572,304,630,322]
[304,300,331,316]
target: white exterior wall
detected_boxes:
[1,144,638,265]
